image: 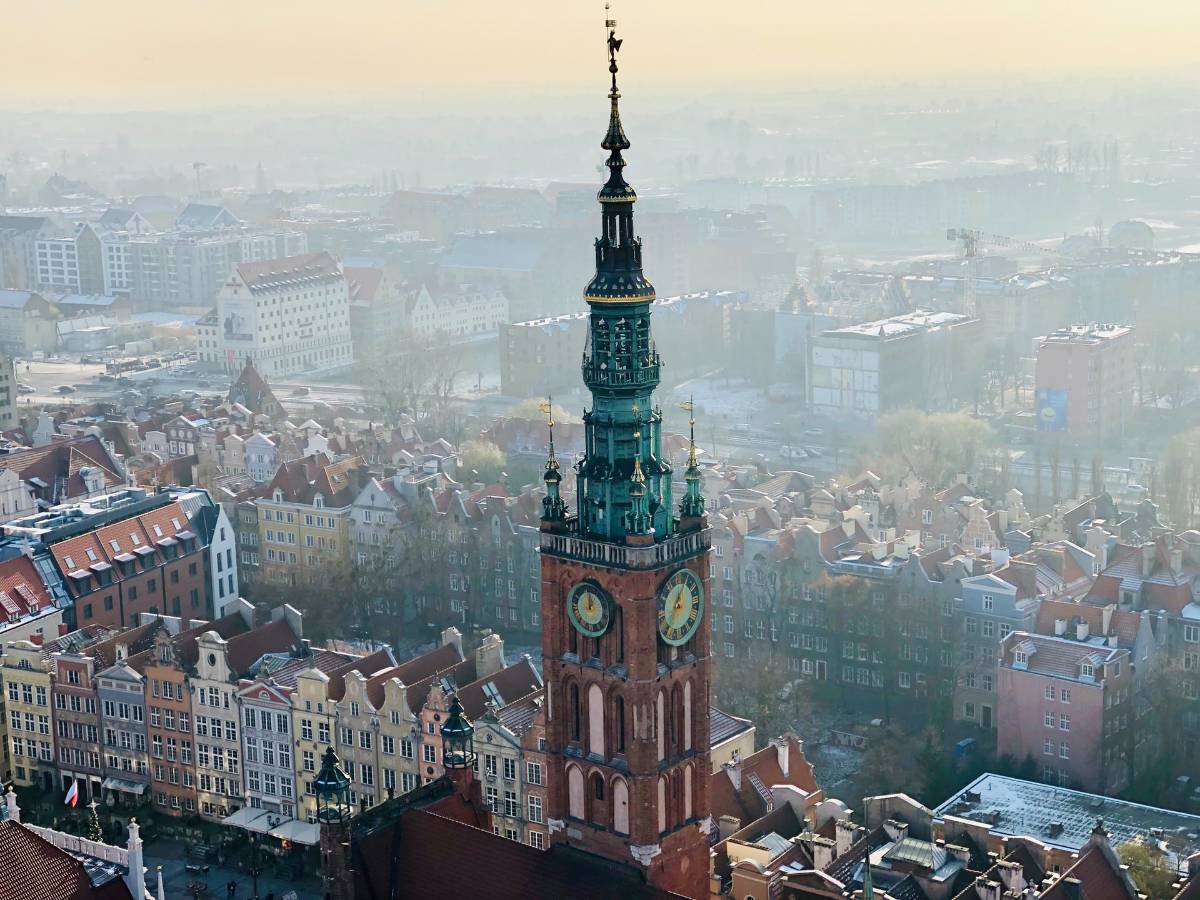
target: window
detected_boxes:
[1045,711,1055,727]
[503,757,516,780]
[526,762,543,785]
[423,743,437,763]
[1185,625,1200,643]
[1045,685,1054,700]
[1014,649,1027,665]
[982,594,994,611]
[1081,663,1094,679]
[381,735,394,755]
[1060,714,1070,731]
[1059,742,1070,759]
[1060,688,1071,704]
[1044,738,1054,755]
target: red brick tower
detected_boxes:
[539,16,713,899]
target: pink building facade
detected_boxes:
[997,629,1133,794]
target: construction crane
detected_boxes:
[946,227,1064,317]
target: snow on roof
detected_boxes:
[934,773,1200,866]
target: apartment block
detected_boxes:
[1034,322,1135,444]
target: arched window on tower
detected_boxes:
[613,606,625,663]
[656,776,667,835]
[669,683,683,758]
[568,765,584,820]
[614,695,626,754]
[587,683,605,758]
[684,763,694,821]
[612,777,630,835]
[655,690,666,762]
[683,680,693,752]
[569,682,581,743]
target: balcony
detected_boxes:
[540,524,710,570]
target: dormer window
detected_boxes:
[1081,662,1094,679]
[273,489,283,503]
[1014,649,1027,665]
[314,494,324,509]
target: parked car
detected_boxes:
[16,383,34,394]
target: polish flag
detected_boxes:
[64,780,79,808]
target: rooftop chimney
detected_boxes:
[1141,542,1156,578]
[972,877,1001,900]
[724,753,742,792]
[1055,619,1068,637]
[835,818,859,857]
[1076,620,1090,641]
[775,737,790,777]
[809,835,836,870]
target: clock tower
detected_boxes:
[540,16,713,899]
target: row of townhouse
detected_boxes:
[2,599,550,850]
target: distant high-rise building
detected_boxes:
[1034,323,1135,444]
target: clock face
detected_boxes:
[657,568,704,646]
[566,582,613,638]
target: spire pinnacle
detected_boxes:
[680,397,705,519]
[540,395,567,521]
[602,5,630,154]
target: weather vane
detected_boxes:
[606,2,622,92]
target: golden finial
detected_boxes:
[680,396,699,470]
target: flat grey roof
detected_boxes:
[934,772,1200,866]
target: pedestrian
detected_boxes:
[226,878,236,899]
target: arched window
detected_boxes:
[569,683,581,743]
[655,690,666,762]
[567,765,584,820]
[614,695,626,753]
[683,680,693,752]
[656,776,667,834]
[684,764,694,821]
[587,683,605,758]
[669,684,683,758]
[612,778,630,835]
[591,772,605,801]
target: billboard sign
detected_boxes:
[1036,388,1068,432]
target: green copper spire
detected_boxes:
[680,397,705,519]
[569,13,674,544]
[541,398,567,521]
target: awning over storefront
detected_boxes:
[221,807,275,835]
[269,819,320,846]
[101,776,147,795]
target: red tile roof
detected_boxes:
[0,555,52,618]
[1039,844,1139,900]
[0,820,135,900]
[224,618,301,676]
[710,736,822,825]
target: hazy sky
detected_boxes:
[6,0,1200,107]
